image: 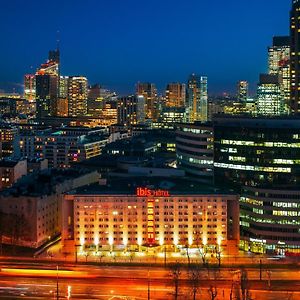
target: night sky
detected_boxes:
[0,0,291,95]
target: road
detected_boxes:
[0,263,300,299]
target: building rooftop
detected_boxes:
[213,115,300,129]
[0,160,22,168]
[0,168,94,197]
[71,176,236,196]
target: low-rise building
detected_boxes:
[17,127,109,168]
[0,159,27,190]
[0,169,100,248]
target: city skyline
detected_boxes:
[0,0,290,95]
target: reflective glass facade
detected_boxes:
[214,116,300,253]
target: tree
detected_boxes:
[129,251,135,262]
[169,262,181,300]
[208,285,218,300]
[233,268,252,300]
[215,245,222,268]
[194,232,208,267]
[7,213,30,253]
[188,264,202,300]
[84,252,89,262]
[180,237,191,267]
[208,268,219,300]
[240,269,248,300]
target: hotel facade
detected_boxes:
[62,180,239,255]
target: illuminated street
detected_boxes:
[0,263,300,299]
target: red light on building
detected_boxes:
[136,187,170,197]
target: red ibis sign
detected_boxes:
[136,187,170,197]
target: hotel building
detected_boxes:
[62,178,239,255]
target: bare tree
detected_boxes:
[194,232,208,267]
[188,264,202,300]
[169,262,181,300]
[215,245,222,268]
[208,285,218,300]
[181,237,191,267]
[84,252,89,262]
[208,268,219,300]
[129,251,135,262]
[239,268,252,300]
[6,213,30,253]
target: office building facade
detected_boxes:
[214,116,300,253]
[68,76,88,117]
[290,0,300,113]
[136,83,157,121]
[257,74,286,116]
[237,81,248,102]
[117,95,145,126]
[186,74,208,123]
[35,61,59,118]
[165,83,186,108]
[24,74,36,102]
[268,36,290,112]
[176,123,214,184]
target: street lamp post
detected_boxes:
[147,268,150,300]
[56,265,59,300]
[164,245,167,268]
[259,259,262,281]
[75,244,80,263]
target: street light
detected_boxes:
[56,265,59,300]
[147,268,150,300]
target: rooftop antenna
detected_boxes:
[56,30,60,52]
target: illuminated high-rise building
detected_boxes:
[117,95,145,126]
[59,76,69,99]
[186,74,208,122]
[35,60,59,118]
[68,76,88,117]
[87,84,103,116]
[237,81,248,102]
[257,74,286,116]
[136,83,157,120]
[268,36,290,112]
[165,83,186,108]
[24,75,36,102]
[290,0,300,113]
[48,49,60,65]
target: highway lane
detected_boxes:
[1,263,300,299]
[2,262,300,281]
[0,276,300,299]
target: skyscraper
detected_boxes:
[117,95,145,126]
[136,83,157,120]
[186,74,208,123]
[67,76,88,117]
[257,74,286,116]
[87,84,102,116]
[35,60,59,118]
[237,81,248,102]
[48,49,60,65]
[165,83,186,108]
[290,0,300,113]
[57,76,69,117]
[24,74,36,102]
[268,36,290,112]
